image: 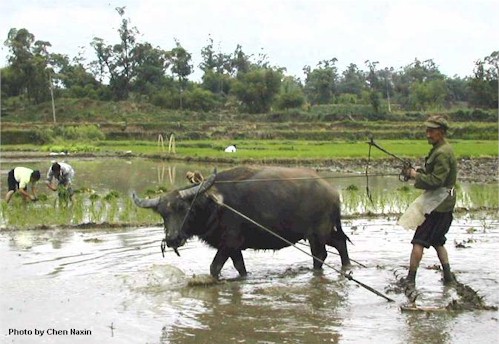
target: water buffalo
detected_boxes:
[133,166,351,278]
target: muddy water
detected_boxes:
[0,157,496,213]
[1,157,498,343]
[0,157,217,196]
[1,216,498,344]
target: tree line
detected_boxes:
[1,7,498,116]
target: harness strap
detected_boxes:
[208,193,395,303]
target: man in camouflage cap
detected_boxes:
[400,115,457,287]
[424,115,449,131]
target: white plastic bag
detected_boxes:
[397,187,449,230]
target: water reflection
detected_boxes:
[0,158,217,196]
[1,158,497,215]
[0,218,498,343]
[155,256,351,343]
[156,164,176,185]
[163,274,345,344]
[404,313,452,344]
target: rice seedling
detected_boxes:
[0,178,496,230]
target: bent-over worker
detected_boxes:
[46,162,75,196]
[5,167,41,203]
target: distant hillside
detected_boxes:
[1,98,497,144]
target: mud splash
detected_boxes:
[449,281,498,311]
[390,270,498,312]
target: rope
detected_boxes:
[214,173,400,184]
[209,193,395,303]
[163,179,207,257]
[296,241,367,268]
[366,140,374,204]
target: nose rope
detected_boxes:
[208,193,394,303]
[162,179,207,257]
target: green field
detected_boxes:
[2,139,497,162]
[46,139,499,159]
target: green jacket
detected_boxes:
[414,139,457,212]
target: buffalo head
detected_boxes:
[132,173,216,250]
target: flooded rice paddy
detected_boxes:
[0,157,496,228]
[1,218,498,344]
[0,157,498,343]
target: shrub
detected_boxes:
[183,88,221,112]
[35,128,56,144]
[53,125,105,141]
[274,89,305,110]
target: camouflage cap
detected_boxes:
[424,115,449,130]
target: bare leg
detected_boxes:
[5,190,15,203]
[435,245,449,265]
[409,244,424,272]
[435,245,455,283]
[404,244,424,285]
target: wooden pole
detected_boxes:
[168,133,176,154]
[49,74,56,124]
[158,134,165,152]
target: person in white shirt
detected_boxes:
[5,167,41,203]
[46,162,75,196]
[224,145,237,153]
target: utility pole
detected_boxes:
[386,80,391,113]
[0,68,3,130]
[384,67,393,113]
[48,69,56,124]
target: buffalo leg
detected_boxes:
[328,238,351,267]
[210,250,230,278]
[336,241,351,267]
[309,237,327,270]
[230,250,247,277]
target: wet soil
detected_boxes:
[391,271,498,312]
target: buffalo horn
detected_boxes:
[178,172,216,199]
[132,192,160,208]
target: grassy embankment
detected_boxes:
[2,106,498,161]
[1,98,498,162]
[2,139,497,163]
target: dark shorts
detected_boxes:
[7,169,20,191]
[57,175,70,187]
[411,211,453,248]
